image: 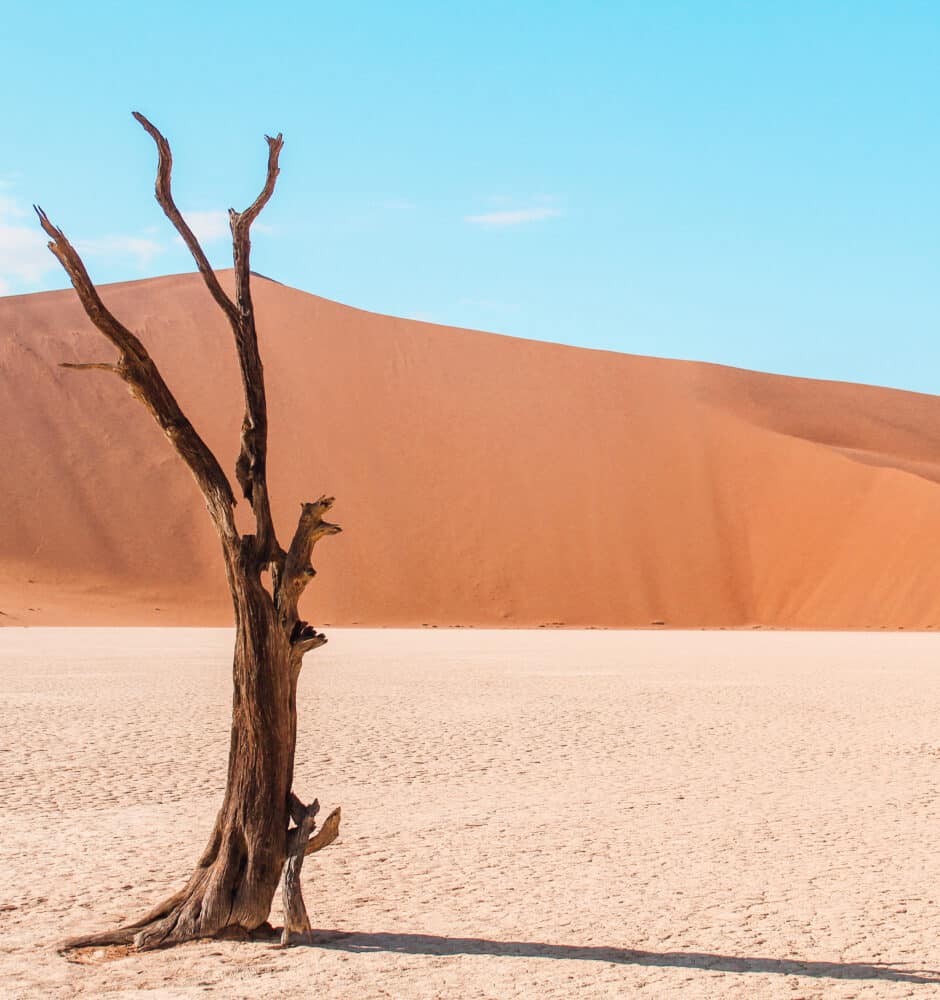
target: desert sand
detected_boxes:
[2,627,940,998]
[5,273,940,630]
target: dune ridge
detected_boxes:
[3,272,940,628]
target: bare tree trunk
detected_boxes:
[61,547,338,951]
[62,554,305,950]
[35,114,342,952]
[135,580,293,947]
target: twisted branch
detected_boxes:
[34,206,238,549]
[131,112,239,326]
[227,131,284,562]
[133,112,283,562]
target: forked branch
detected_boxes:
[133,112,283,562]
[280,797,340,945]
[287,795,320,923]
[228,131,283,560]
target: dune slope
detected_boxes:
[3,272,940,628]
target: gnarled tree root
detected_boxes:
[58,804,341,954]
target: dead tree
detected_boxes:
[36,113,342,951]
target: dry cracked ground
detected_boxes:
[1,628,939,999]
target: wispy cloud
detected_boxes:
[0,193,27,218]
[464,205,562,228]
[77,234,163,269]
[0,188,257,297]
[172,208,274,248]
[0,189,58,294]
[180,209,231,244]
[0,221,55,284]
[0,178,176,296]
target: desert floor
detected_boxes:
[2,629,940,999]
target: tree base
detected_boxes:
[59,805,341,955]
[61,916,310,955]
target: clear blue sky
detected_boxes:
[2,2,938,392]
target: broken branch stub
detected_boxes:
[278,497,341,625]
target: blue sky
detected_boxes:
[2,2,938,393]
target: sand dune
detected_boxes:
[3,272,940,628]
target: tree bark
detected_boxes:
[280,795,319,945]
[61,533,319,953]
[136,571,295,948]
[37,114,342,953]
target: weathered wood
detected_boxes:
[280,795,319,946]
[59,361,120,373]
[132,112,281,562]
[279,497,342,626]
[228,131,284,563]
[42,113,342,954]
[305,806,342,856]
[35,206,239,552]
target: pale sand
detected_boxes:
[2,629,940,999]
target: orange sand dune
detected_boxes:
[3,272,940,628]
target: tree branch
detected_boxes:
[35,206,239,549]
[296,632,329,656]
[133,112,283,563]
[60,361,121,373]
[227,133,284,563]
[289,621,328,661]
[304,806,341,856]
[288,792,318,827]
[131,112,239,328]
[281,795,320,945]
[232,132,284,233]
[277,496,341,625]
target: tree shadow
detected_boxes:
[301,930,940,984]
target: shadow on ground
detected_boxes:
[303,930,940,984]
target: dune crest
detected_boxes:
[3,272,940,628]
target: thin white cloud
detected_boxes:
[464,206,562,227]
[0,181,56,294]
[173,208,274,249]
[0,189,273,296]
[181,209,231,244]
[0,180,171,292]
[0,217,58,292]
[77,234,163,269]
[0,193,27,218]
